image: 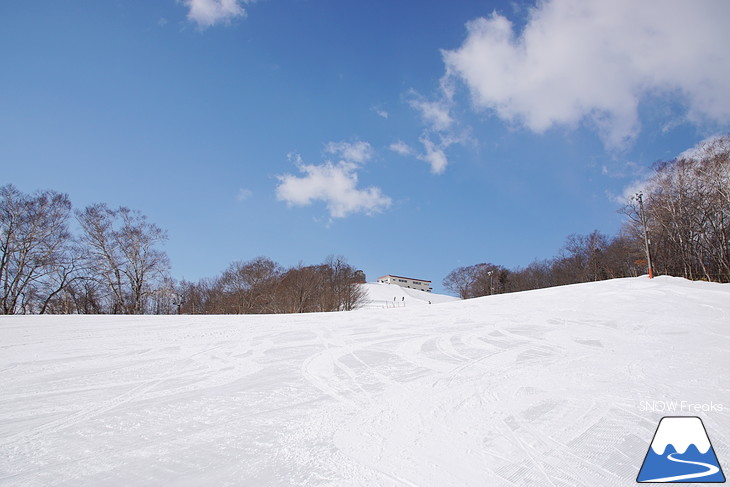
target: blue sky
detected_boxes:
[2,0,729,293]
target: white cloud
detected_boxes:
[677,134,729,160]
[611,176,652,205]
[182,0,248,29]
[418,135,449,175]
[391,134,460,175]
[408,93,454,132]
[612,135,729,205]
[443,0,730,148]
[400,89,467,174]
[389,140,414,157]
[324,141,374,164]
[276,149,391,219]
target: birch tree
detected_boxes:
[77,204,170,314]
[0,185,74,314]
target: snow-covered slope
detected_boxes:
[359,282,459,309]
[1,276,728,486]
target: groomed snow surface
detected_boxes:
[1,277,728,486]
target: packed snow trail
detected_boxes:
[0,277,728,486]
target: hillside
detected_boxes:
[359,282,459,309]
[0,276,728,486]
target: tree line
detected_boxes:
[3,137,727,311]
[0,186,173,314]
[0,184,365,314]
[443,230,645,298]
[177,256,366,314]
[622,136,729,282]
[444,136,730,298]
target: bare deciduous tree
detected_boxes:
[443,265,479,299]
[277,264,321,314]
[442,263,508,299]
[0,185,75,314]
[177,278,218,315]
[322,256,367,311]
[217,256,283,313]
[622,136,730,282]
[180,256,366,315]
[77,204,170,314]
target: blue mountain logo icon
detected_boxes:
[637,416,725,483]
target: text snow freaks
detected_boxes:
[639,401,724,413]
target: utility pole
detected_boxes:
[636,193,654,279]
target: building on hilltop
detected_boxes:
[377,275,432,293]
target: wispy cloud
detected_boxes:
[442,0,730,149]
[418,135,449,175]
[393,89,468,175]
[371,106,389,119]
[276,145,391,219]
[610,173,658,206]
[389,140,414,157]
[408,92,454,133]
[390,133,463,175]
[324,140,374,164]
[612,135,729,205]
[677,134,729,160]
[181,0,249,29]
[236,188,253,201]
[389,87,468,174]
